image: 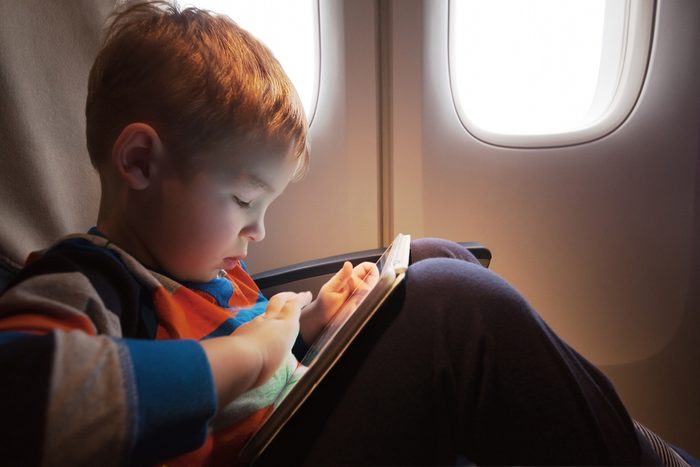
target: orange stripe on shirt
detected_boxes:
[0,312,95,335]
[153,286,234,340]
[156,404,274,467]
[211,405,275,467]
[223,267,264,309]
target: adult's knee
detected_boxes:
[406,257,517,305]
[410,237,480,265]
[403,257,537,333]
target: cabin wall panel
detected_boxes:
[247,0,382,272]
[410,0,700,453]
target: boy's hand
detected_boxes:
[201,291,311,407]
[300,261,379,344]
[235,291,311,386]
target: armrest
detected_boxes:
[252,242,491,290]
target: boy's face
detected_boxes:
[133,142,298,282]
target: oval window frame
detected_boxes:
[447,0,656,148]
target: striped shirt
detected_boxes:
[0,231,303,466]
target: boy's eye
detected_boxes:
[233,196,251,208]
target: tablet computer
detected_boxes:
[238,233,411,465]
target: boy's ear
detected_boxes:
[111,123,165,190]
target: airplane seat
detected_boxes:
[0,1,106,290]
[634,420,699,467]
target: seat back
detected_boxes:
[0,1,112,275]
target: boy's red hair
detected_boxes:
[86,1,309,177]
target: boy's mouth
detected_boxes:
[223,256,243,270]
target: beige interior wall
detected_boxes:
[409,0,699,453]
[246,0,382,273]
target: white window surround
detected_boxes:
[181,0,321,124]
[448,0,656,148]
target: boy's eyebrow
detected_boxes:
[221,168,273,192]
[242,174,272,192]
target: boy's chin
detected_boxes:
[194,270,222,283]
[168,268,221,284]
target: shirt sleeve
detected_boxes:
[0,246,217,465]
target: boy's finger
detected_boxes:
[266,291,296,312]
[263,291,299,318]
[278,291,312,318]
[295,290,313,307]
[321,262,353,293]
[333,261,353,280]
[353,262,380,286]
[270,291,312,315]
[353,261,378,276]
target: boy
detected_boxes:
[0,1,691,466]
[0,1,376,465]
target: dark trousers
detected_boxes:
[257,238,657,466]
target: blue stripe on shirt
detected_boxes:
[121,338,217,464]
[183,276,234,309]
[0,331,32,344]
[203,299,268,339]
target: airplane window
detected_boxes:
[182,0,319,122]
[449,0,654,147]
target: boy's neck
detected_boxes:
[95,215,159,273]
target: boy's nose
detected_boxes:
[244,218,265,242]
